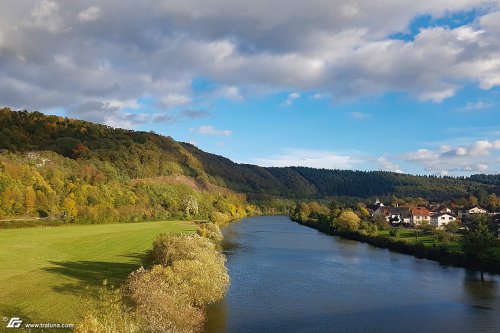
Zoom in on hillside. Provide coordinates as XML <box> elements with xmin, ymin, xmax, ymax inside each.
<box><xmin>0</xmin><ymin>108</ymin><xmax>499</xmax><ymax>222</ymax></box>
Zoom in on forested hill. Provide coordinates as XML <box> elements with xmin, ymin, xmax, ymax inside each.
<box><xmin>1</xmin><ymin>108</ymin><xmax>499</xmax><ymax>202</ymax></box>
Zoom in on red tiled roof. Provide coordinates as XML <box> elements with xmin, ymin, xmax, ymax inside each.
<box><xmin>410</xmin><ymin>207</ymin><xmax>431</xmax><ymax>216</ymax></box>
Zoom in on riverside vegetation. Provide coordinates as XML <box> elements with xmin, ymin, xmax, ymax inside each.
<box><xmin>291</xmin><ymin>201</ymin><xmax>500</xmax><ymax>275</ymax></box>
<box><xmin>75</xmin><ymin>222</ymin><xmax>229</xmax><ymax>333</ymax></box>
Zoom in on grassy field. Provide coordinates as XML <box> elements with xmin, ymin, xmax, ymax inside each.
<box><xmin>377</xmin><ymin>228</ymin><xmax>500</xmax><ymax>255</ymax></box>
<box><xmin>0</xmin><ymin>221</ymin><xmax>195</xmax><ymax>328</ymax></box>
<box><xmin>378</xmin><ymin>228</ymin><xmax>461</xmax><ymax>249</ymax></box>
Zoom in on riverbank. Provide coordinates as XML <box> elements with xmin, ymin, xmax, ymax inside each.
<box><xmin>295</xmin><ymin>219</ymin><xmax>500</xmax><ymax>275</ymax></box>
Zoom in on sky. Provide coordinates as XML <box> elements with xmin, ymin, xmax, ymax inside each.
<box><xmin>0</xmin><ymin>0</ymin><xmax>499</xmax><ymax>176</ymax></box>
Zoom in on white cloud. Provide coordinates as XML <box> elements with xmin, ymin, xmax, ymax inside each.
<box><xmin>218</xmin><ymin>86</ymin><xmax>243</xmax><ymax>101</ymax></box>
<box><xmin>190</xmin><ymin>125</ymin><xmax>232</xmax><ymax>136</ymax></box>
<box><xmin>402</xmin><ymin>139</ymin><xmax>500</xmax><ymax>174</ymax></box>
<box><xmin>312</xmin><ymin>93</ymin><xmax>325</xmax><ymax>99</ymax></box>
<box><xmin>160</xmin><ymin>93</ymin><xmax>192</xmax><ymax>108</ymax></box>
<box><xmin>377</xmin><ymin>156</ymin><xmax>404</xmax><ymax>173</ymax></box>
<box><xmin>282</xmin><ymin>92</ymin><xmax>301</xmax><ymax>106</ymax></box>
<box><xmin>458</xmin><ymin>100</ymin><xmax>494</xmax><ymax>111</ymax></box>
<box><xmin>104</xmin><ymin>99</ymin><xmax>140</xmax><ymax>110</ymax></box>
<box><xmin>253</xmin><ymin>148</ymin><xmax>363</xmax><ymax>169</ymax></box>
<box><xmin>28</xmin><ymin>0</ymin><xmax>65</xmax><ymax>33</ymax></box>
<box><xmin>78</xmin><ymin>6</ymin><xmax>101</xmax><ymax>22</ymax></box>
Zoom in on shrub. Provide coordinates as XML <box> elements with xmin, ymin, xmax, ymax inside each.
<box><xmin>124</xmin><ymin>267</ymin><xmax>204</xmax><ymax>333</ymax></box>
<box><xmin>389</xmin><ymin>228</ymin><xmax>400</xmax><ymax>238</ymax></box>
<box><xmin>359</xmin><ymin>221</ymin><xmax>378</xmax><ymax>235</ymax></box>
<box><xmin>197</xmin><ymin>222</ymin><xmax>223</xmax><ymax>243</ymax></box>
<box><xmin>74</xmin><ymin>285</ymin><xmax>139</xmax><ymax>333</ymax></box>
<box><xmin>209</xmin><ymin>211</ymin><xmax>228</xmax><ymax>225</ymax></box>
<box><xmin>169</xmin><ymin>251</ymin><xmax>229</xmax><ymax>307</ymax></box>
<box><xmin>143</xmin><ymin>234</ymin><xmax>215</xmax><ymax>268</ymax></box>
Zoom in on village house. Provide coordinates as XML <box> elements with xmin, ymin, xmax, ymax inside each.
<box><xmin>457</xmin><ymin>206</ymin><xmax>488</xmax><ymax>219</ymax></box>
<box><xmin>430</xmin><ymin>212</ymin><xmax>457</xmax><ymax>229</ymax></box>
<box><xmin>410</xmin><ymin>207</ymin><xmax>432</xmax><ymax>225</ymax></box>
<box><xmin>388</xmin><ymin>207</ymin><xmax>411</xmax><ymax>224</ymax></box>
<box><xmin>373</xmin><ymin>206</ymin><xmax>390</xmax><ymax>221</ymax></box>
<box><xmin>430</xmin><ymin>205</ymin><xmax>452</xmax><ymax>214</ymax></box>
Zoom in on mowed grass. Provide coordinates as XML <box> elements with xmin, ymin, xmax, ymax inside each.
<box><xmin>0</xmin><ymin>221</ymin><xmax>195</xmax><ymax>327</ymax></box>
<box><xmin>378</xmin><ymin>228</ymin><xmax>500</xmax><ymax>255</ymax></box>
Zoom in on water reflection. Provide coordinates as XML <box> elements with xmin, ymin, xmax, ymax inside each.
<box><xmin>205</xmin><ymin>216</ymin><xmax>500</xmax><ymax>333</ymax></box>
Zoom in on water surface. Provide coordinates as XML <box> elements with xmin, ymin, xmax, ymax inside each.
<box><xmin>206</xmin><ymin>216</ymin><xmax>500</xmax><ymax>333</ymax></box>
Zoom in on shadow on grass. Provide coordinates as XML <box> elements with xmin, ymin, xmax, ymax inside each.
<box><xmin>119</xmin><ymin>252</ymin><xmax>146</xmax><ymax>262</ymax></box>
<box><xmin>44</xmin><ymin>260</ymin><xmax>140</xmax><ymax>295</ymax></box>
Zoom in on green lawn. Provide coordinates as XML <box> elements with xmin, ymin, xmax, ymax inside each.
<box><xmin>377</xmin><ymin>228</ymin><xmax>462</xmax><ymax>249</ymax></box>
<box><xmin>0</xmin><ymin>221</ymin><xmax>195</xmax><ymax>328</ymax></box>
<box><xmin>378</xmin><ymin>228</ymin><xmax>500</xmax><ymax>255</ymax></box>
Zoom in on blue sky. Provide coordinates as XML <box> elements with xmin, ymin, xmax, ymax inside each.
<box><xmin>1</xmin><ymin>0</ymin><xmax>499</xmax><ymax>175</ymax></box>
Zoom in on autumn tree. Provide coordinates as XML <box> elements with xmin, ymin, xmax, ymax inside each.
<box><xmin>334</xmin><ymin>210</ymin><xmax>360</xmax><ymax>232</ymax></box>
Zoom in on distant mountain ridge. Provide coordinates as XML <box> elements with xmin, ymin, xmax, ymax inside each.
<box><xmin>1</xmin><ymin>107</ymin><xmax>499</xmax><ymax>201</ymax></box>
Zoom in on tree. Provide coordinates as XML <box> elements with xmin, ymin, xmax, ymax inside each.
<box><xmin>373</xmin><ymin>214</ymin><xmax>390</xmax><ymax>230</ymax></box>
<box><xmin>487</xmin><ymin>193</ymin><xmax>498</xmax><ymax>212</ymax></box>
<box><xmin>24</xmin><ymin>186</ymin><xmax>36</xmax><ymax>214</ymax></box>
<box><xmin>63</xmin><ymin>193</ymin><xmax>78</xmax><ymax>218</ymax></box>
<box><xmin>468</xmin><ymin>195</ymin><xmax>479</xmax><ymax>207</ymax></box>
<box><xmin>462</xmin><ymin>214</ymin><xmax>495</xmax><ymax>280</ymax></box>
<box><xmin>293</xmin><ymin>202</ymin><xmax>311</xmax><ymax>222</ymax></box>
<box><xmin>182</xmin><ymin>195</ymin><xmax>198</xmax><ymax>217</ymax></box>
<box><xmin>444</xmin><ymin>220</ymin><xmax>460</xmax><ymax>233</ymax></box>
<box><xmin>334</xmin><ymin>210</ymin><xmax>360</xmax><ymax>232</ymax></box>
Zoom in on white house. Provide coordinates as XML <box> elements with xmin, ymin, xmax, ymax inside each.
<box><xmin>458</xmin><ymin>206</ymin><xmax>487</xmax><ymax>219</ymax></box>
<box><xmin>410</xmin><ymin>207</ymin><xmax>432</xmax><ymax>226</ymax></box>
<box><xmin>430</xmin><ymin>213</ymin><xmax>457</xmax><ymax>228</ymax></box>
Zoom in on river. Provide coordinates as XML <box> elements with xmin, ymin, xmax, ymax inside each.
<box><xmin>205</xmin><ymin>216</ymin><xmax>500</xmax><ymax>333</ymax></box>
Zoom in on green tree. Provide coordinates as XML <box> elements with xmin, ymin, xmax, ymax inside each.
<box><xmin>444</xmin><ymin>220</ymin><xmax>460</xmax><ymax>233</ymax></box>
<box><xmin>462</xmin><ymin>214</ymin><xmax>495</xmax><ymax>280</ymax></box>
<box><xmin>373</xmin><ymin>214</ymin><xmax>390</xmax><ymax>230</ymax></box>
<box><xmin>293</xmin><ymin>202</ymin><xmax>311</xmax><ymax>222</ymax></box>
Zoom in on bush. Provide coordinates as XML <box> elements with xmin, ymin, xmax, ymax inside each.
<box><xmin>197</xmin><ymin>222</ymin><xmax>223</xmax><ymax>243</ymax></box>
<box><xmin>359</xmin><ymin>221</ymin><xmax>378</xmax><ymax>235</ymax></box>
<box><xmin>143</xmin><ymin>233</ymin><xmax>215</xmax><ymax>268</ymax></box>
<box><xmin>209</xmin><ymin>211</ymin><xmax>228</xmax><ymax>225</ymax></box>
<box><xmin>389</xmin><ymin>228</ymin><xmax>400</xmax><ymax>238</ymax></box>
<box><xmin>74</xmin><ymin>284</ymin><xmax>139</xmax><ymax>333</ymax></box>
<box><xmin>79</xmin><ymin>230</ymin><xmax>230</xmax><ymax>333</ymax></box>
<box><xmin>169</xmin><ymin>252</ymin><xmax>229</xmax><ymax>306</ymax></box>
<box><xmin>124</xmin><ymin>267</ymin><xmax>204</xmax><ymax>333</ymax></box>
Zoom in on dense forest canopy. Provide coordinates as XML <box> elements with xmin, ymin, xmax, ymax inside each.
<box><xmin>0</xmin><ymin>107</ymin><xmax>499</xmax><ymax>222</ymax></box>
